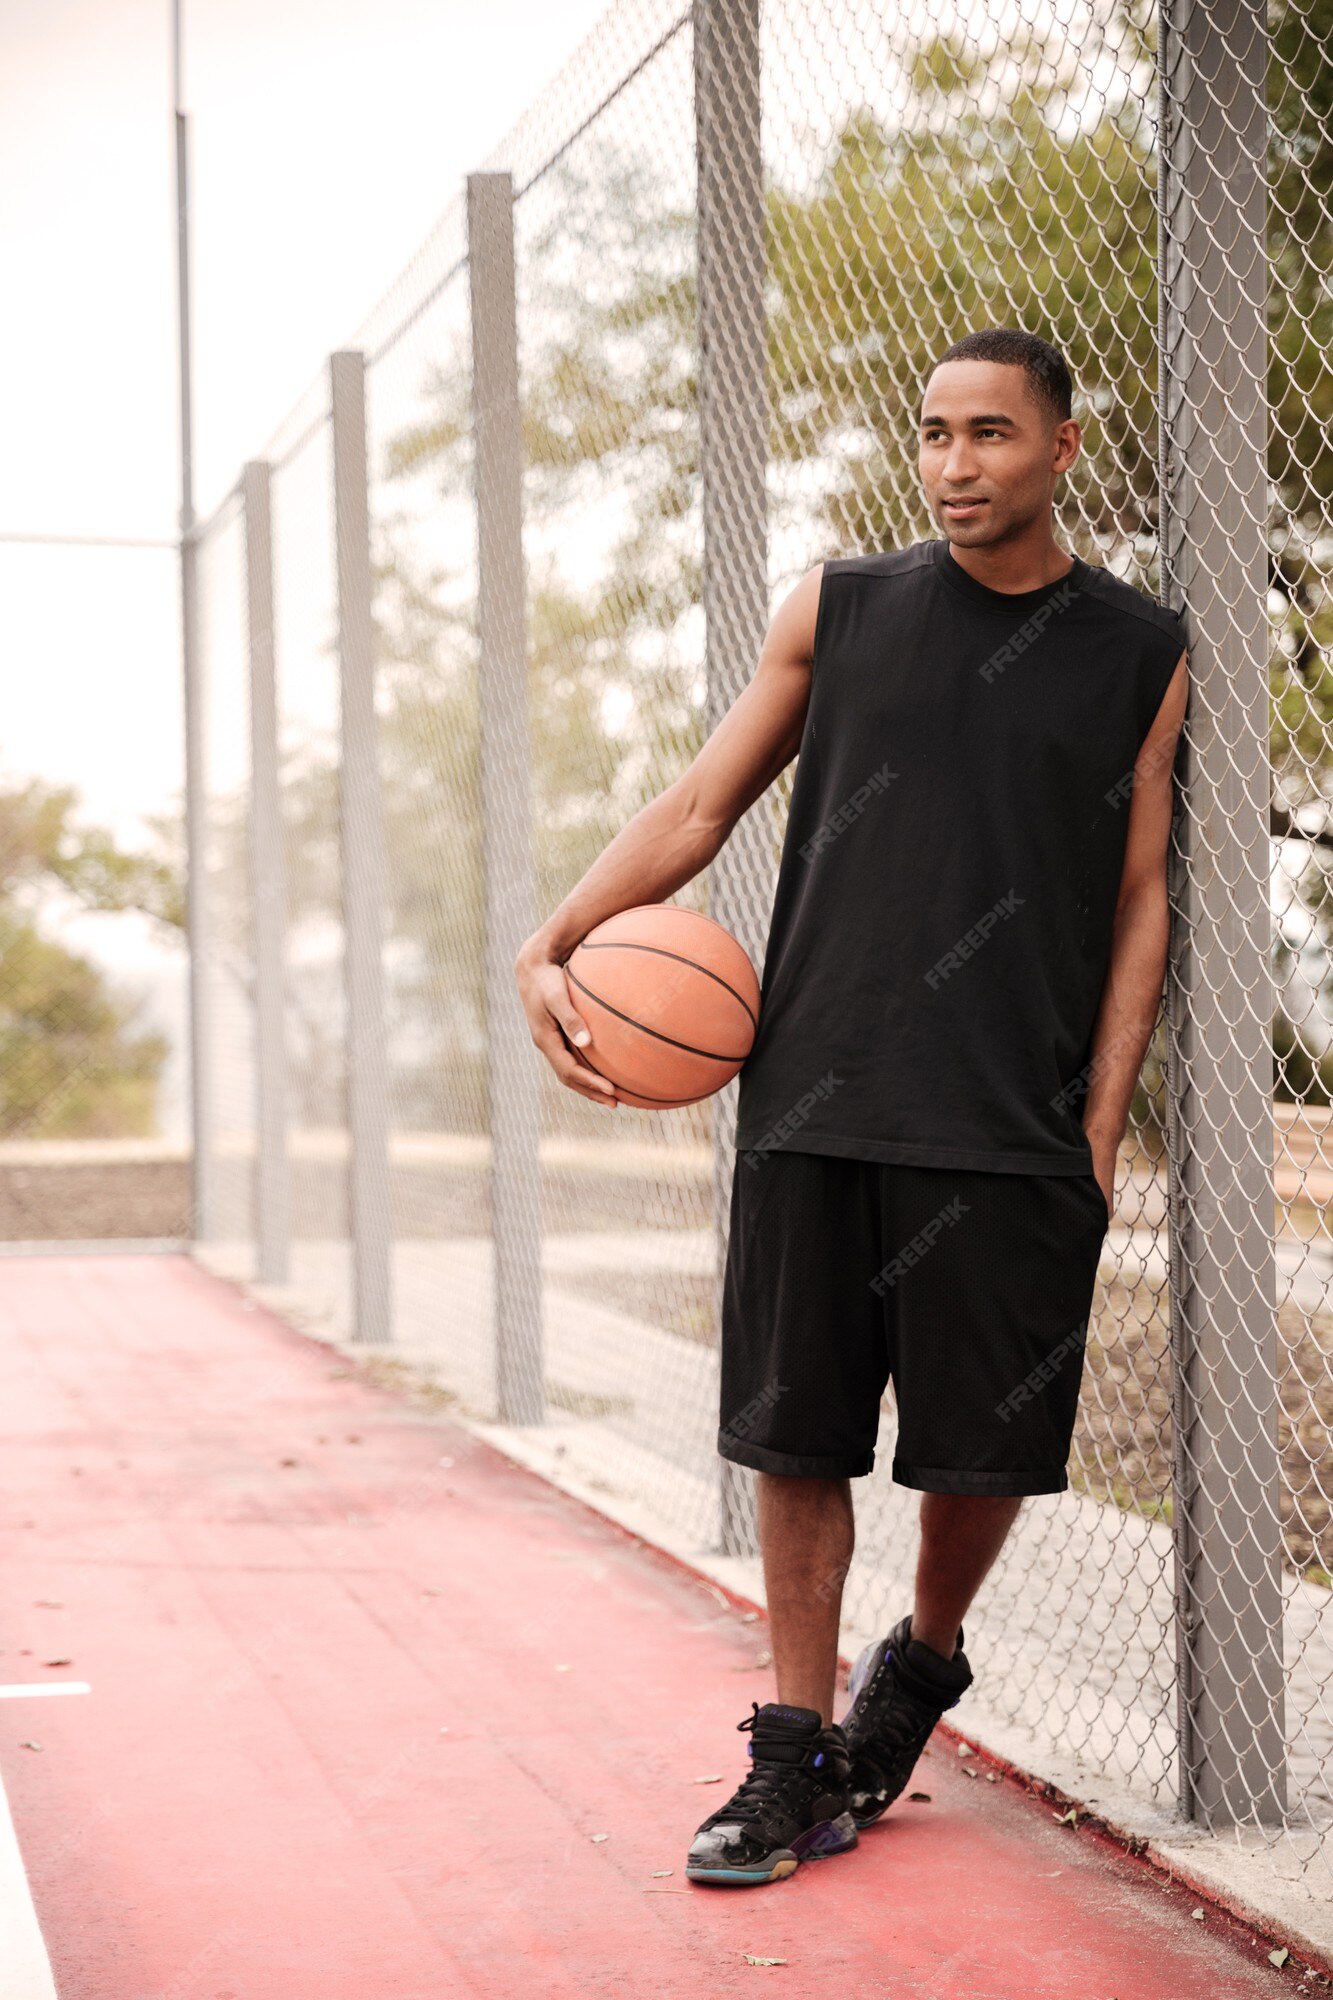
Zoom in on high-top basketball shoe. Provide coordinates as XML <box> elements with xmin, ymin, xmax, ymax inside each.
<box><xmin>839</xmin><ymin>1615</ymin><xmax>974</xmax><ymax>1828</ymax></box>
<box><xmin>685</xmin><ymin>1700</ymin><xmax>859</xmax><ymax>1886</ymax></box>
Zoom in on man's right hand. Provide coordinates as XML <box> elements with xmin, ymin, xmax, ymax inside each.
<box><xmin>514</xmin><ymin>938</ymin><xmax>620</xmax><ymax>1107</ymax></box>
<box><xmin>510</xmin><ymin>566</ymin><xmax>822</xmax><ymax>1111</ymax></box>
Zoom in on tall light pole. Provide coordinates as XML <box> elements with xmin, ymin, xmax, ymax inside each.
<box><xmin>173</xmin><ymin>0</ymin><xmax>209</xmax><ymax>1239</ymax></box>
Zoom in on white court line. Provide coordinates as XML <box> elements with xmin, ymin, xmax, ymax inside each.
<box><xmin>0</xmin><ymin>1750</ymin><xmax>59</xmax><ymax>1999</ymax></box>
<box><xmin>0</xmin><ymin>1684</ymin><xmax>86</xmax><ymax>1994</ymax></box>
<box><xmin>0</xmin><ymin>1686</ymin><xmax>91</xmax><ymax>1700</ymax></box>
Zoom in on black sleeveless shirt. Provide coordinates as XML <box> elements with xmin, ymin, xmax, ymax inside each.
<box><xmin>732</xmin><ymin>538</ymin><xmax>1187</xmax><ymax>1176</ymax></box>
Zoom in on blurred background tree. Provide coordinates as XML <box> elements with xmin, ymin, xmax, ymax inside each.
<box><xmin>0</xmin><ymin>775</ymin><xmax>179</xmax><ymax>1136</ymax></box>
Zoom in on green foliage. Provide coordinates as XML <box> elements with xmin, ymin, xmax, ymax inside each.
<box><xmin>0</xmin><ymin>777</ymin><xmax>182</xmax><ymax>932</ymax></box>
<box><xmin>0</xmin><ymin>777</ymin><xmax>175</xmax><ymax>1137</ymax></box>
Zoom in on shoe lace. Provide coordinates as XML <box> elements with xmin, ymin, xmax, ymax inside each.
<box><xmin>847</xmin><ymin>1652</ymin><xmax>952</xmax><ymax>1780</ymax></box>
<box><xmin>720</xmin><ymin>1703</ymin><xmax>830</xmax><ymax>1824</ymax></box>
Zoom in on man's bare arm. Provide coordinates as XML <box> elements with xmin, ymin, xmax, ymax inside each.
<box><xmin>515</xmin><ymin>565</ymin><xmax>824</xmax><ymax>1103</ymax></box>
<box><xmin>1080</xmin><ymin>650</ymin><xmax>1190</xmax><ymax>1209</ymax></box>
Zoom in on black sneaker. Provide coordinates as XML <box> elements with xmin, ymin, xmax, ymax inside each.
<box><xmin>839</xmin><ymin>1615</ymin><xmax>973</xmax><ymax>1828</ymax></box>
<box><xmin>685</xmin><ymin>1701</ymin><xmax>859</xmax><ymax>1886</ymax></box>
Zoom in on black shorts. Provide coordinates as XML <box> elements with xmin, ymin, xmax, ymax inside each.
<box><xmin>718</xmin><ymin>1150</ymin><xmax>1108</xmax><ymax>1496</ymax></box>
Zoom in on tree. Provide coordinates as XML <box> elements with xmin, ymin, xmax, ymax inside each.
<box><xmin>0</xmin><ymin>776</ymin><xmax>177</xmax><ymax>1136</ymax></box>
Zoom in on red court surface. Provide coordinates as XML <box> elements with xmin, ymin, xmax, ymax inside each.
<box><xmin>0</xmin><ymin>1252</ymin><xmax>1306</xmax><ymax>1998</ymax></box>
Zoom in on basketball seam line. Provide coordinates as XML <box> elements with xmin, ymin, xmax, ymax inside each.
<box><xmin>564</xmin><ymin>968</ymin><xmax>751</xmax><ymax>1064</ymax></box>
<box><xmin>583</xmin><ymin>1075</ymin><xmax>711</xmax><ymax>1105</ymax></box>
<box><xmin>571</xmin><ymin>940</ymin><xmax>759</xmax><ymax>1032</ymax></box>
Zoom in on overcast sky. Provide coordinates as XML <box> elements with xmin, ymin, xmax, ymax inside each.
<box><xmin>0</xmin><ymin>0</ymin><xmax>608</xmax><ymax>840</ymax></box>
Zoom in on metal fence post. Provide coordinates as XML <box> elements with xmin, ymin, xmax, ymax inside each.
<box><xmin>467</xmin><ymin>171</ymin><xmax>543</xmax><ymax>1427</ymax></box>
<box><xmin>244</xmin><ymin>459</ymin><xmax>290</xmax><ymax>1287</ymax></box>
<box><xmin>695</xmin><ymin>0</ymin><xmax>771</xmax><ymax>1557</ymax></box>
<box><xmin>331</xmin><ymin>351</ymin><xmax>392</xmax><ymax>1346</ymax></box>
<box><xmin>1159</xmin><ymin>0</ymin><xmax>1285</xmax><ymax>1825</ymax></box>
<box><xmin>175</xmin><ymin>86</ymin><xmax>214</xmax><ymax>1243</ymax></box>
<box><xmin>181</xmin><ymin>532</ymin><xmax>211</xmax><ymax>1241</ymax></box>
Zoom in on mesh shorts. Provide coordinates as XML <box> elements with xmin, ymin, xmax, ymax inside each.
<box><xmin>718</xmin><ymin>1149</ymin><xmax>1109</xmax><ymax>1495</ymax></box>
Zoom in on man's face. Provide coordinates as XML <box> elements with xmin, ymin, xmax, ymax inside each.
<box><xmin>917</xmin><ymin>359</ymin><xmax>1080</xmax><ymax>547</ymax></box>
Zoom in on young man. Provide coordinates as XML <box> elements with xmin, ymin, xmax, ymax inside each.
<box><xmin>514</xmin><ymin>326</ymin><xmax>1189</xmax><ymax>1888</ymax></box>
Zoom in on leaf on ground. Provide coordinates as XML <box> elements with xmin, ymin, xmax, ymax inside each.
<box><xmin>694</xmin><ymin>1773</ymin><xmax>723</xmax><ymax>1784</ymax></box>
<box><xmin>19</xmin><ymin>1740</ymin><xmax>42</xmax><ymax>1750</ymax></box>
<box><xmin>907</xmin><ymin>1792</ymin><xmax>931</xmax><ymax>1802</ymax></box>
<box><xmin>43</xmin><ymin>1659</ymin><xmax>71</xmax><ymax>1668</ymax></box>
<box><xmin>1053</xmin><ymin>1807</ymin><xmax>1078</xmax><ymax>1826</ymax></box>
<box><xmin>743</xmin><ymin>1955</ymin><xmax>787</xmax><ymax>1967</ymax></box>
<box><xmin>1270</xmin><ymin>1947</ymin><xmax>1290</xmax><ymax>1968</ymax></box>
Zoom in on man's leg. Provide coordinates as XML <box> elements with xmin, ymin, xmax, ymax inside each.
<box><xmin>835</xmin><ymin>1497</ymin><xmax>1004</xmax><ymax>1831</ymax></box>
<box><xmin>756</xmin><ymin>1471</ymin><xmax>855</xmax><ymax>1725</ymax></box>
<box><xmin>686</xmin><ymin>1463</ymin><xmax>862</xmax><ymax>1884</ymax></box>
<box><xmin>838</xmin><ymin>1165</ymin><xmax>1109</xmax><ymax>1829</ymax></box>
<box><xmin>756</xmin><ymin>1483</ymin><xmax>1021</xmax><ymax>1717</ymax></box>
<box><xmin>911</xmin><ymin>1491</ymin><xmax>1022</xmax><ymax>1658</ymax></box>
<box><xmin>688</xmin><ymin>1153</ymin><xmax>884</xmax><ymax>1882</ymax></box>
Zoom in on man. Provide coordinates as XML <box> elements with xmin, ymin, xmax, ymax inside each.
<box><xmin>514</xmin><ymin>326</ymin><xmax>1189</xmax><ymax>1888</ymax></box>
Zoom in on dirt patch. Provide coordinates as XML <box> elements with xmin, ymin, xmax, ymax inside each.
<box><xmin>0</xmin><ymin>1160</ymin><xmax>191</xmax><ymax>1240</ymax></box>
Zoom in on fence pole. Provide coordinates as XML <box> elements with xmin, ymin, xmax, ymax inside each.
<box><xmin>331</xmin><ymin>351</ymin><xmax>392</xmax><ymax>1347</ymax></box>
<box><xmin>244</xmin><ymin>459</ymin><xmax>290</xmax><ymax>1287</ymax></box>
<box><xmin>1159</xmin><ymin>0</ymin><xmax>1285</xmax><ymax>1825</ymax></box>
<box><xmin>695</xmin><ymin>0</ymin><xmax>770</xmax><ymax>1558</ymax></box>
<box><xmin>174</xmin><ymin>83</ymin><xmax>213</xmax><ymax>1242</ymax></box>
<box><xmin>467</xmin><ymin>171</ymin><xmax>543</xmax><ymax>1427</ymax></box>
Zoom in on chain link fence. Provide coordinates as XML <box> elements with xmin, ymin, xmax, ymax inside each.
<box><xmin>187</xmin><ymin>0</ymin><xmax>1333</xmax><ymax>1886</ymax></box>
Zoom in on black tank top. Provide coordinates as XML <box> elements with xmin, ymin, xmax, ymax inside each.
<box><xmin>732</xmin><ymin>538</ymin><xmax>1187</xmax><ymax>1175</ymax></box>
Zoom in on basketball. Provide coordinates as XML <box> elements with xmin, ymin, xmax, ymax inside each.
<box><xmin>562</xmin><ymin>905</ymin><xmax>760</xmax><ymax>1109</ymax></box>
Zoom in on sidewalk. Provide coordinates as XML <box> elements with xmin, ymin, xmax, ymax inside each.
<box><xmin>0</xmin><ymin>1252</ymin><xmax>1308</xmax><ymax>1998</ymax></box>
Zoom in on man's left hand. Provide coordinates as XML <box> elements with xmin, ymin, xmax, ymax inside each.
<box><xmin>1088</xmin><ymin>1142</ymin><xmax>1116</xmax><ymax>1222</ymax></box>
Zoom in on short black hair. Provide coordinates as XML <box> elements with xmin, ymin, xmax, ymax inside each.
<box><xmin>934</xmin><ymin>328</ymin><xmax>1073</xmax><ymax>426</ymax></box>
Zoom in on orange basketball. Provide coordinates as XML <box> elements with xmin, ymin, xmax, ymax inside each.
<box><xmin>563</xmin><ymin>905</ymin><xmax>760</xmax><ymax>1110</ymax></box>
